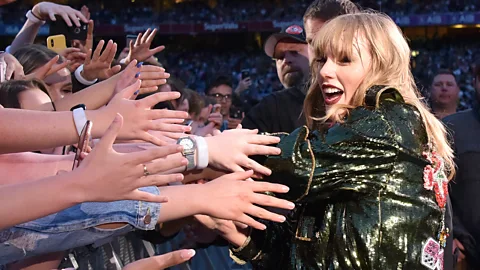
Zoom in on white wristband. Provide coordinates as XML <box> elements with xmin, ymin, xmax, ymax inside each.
<box><xmin>195</xmin><ymin>136</ymin><xmax>209</xmax><ymax>169</ymax></box>
<box><xmin>26</xmin><ymin>10</ymin><xmax>46</xmax><ymax>25</ymax></box>
<box><xmin>72</xmin><ymin>107</ymin><xmax>87</xmax><ymax>136</ymax></box>
<box><xmin>74</xmin><ymin>65</ymin><xmax>98</xmax><ymax>85</ymax></box>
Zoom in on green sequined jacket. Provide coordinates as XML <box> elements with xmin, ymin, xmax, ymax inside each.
<box><xmin>231</xmin><ymin>86</ymin><xmax>448</xmax><ymax>269</ymax></box>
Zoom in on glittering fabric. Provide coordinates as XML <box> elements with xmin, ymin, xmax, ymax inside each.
<box><xmin>231</xmin><ymin>87</ymin><xmax>446</xmax><ymax>269</ymax></box>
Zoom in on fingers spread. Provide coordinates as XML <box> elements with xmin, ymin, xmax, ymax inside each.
<box><xmin>139</xmin><ymin>91</ymin><xmax>182</xmax><ymax>109</ymax></box>
<box><xmin>130</xmin><ymin>144</ymin><xmax>183</xmax><ymax>166</ymax></box>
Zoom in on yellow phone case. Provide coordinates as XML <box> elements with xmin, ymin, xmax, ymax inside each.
<box><xmin>46</xmin><ymin>34</ymin><xmax>67</xmax><ymax>53</ymax></box>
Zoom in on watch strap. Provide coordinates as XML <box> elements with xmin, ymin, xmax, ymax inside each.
<box><xmin>185</xmin><ymin>154</ymin><xmax>196</xmax><ymax>171</ymax></box>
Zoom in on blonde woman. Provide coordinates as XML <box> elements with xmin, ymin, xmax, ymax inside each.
<box><xmin>200</xmin><ymin>12</ymin><xmax>455</xmax><ymax>269</ymax></box>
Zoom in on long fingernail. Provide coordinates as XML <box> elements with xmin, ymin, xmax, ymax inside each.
<box><xmin>135</xmin><ymin>72</ymin><xmax>140</xmax><ymax>78</ymax></box>
<box><xmin>180</xmin><ymin>249</ymin><xmax>196</xmax><ymax>259</ymax></box>
<box><xmin>134</xmin><ymin>90</ymin><xmax>140</xmax><ymax>95</ymax></box>
<box><xmin>136</xmin><ymin>62</ymin><xmax>143</xmax><ymax>68</ymax></box>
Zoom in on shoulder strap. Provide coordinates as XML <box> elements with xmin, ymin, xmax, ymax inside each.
<box><xmin>364</xmin><ymin>85</ymin><xmax>405</xmax><ymax>110</ymax></box>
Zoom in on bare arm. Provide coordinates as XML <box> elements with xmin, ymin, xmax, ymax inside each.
<box><xmin>0</xmin><ymin>152</ymin><xmax>73</xmax><ymax>186</ymax></box>
<box><xmin>0</xmin><ymin>170</ymin><xmax>84</xmax><ymax>229</ymax></box>
<box><xmin>36</xmin><ymin>71</ymin><xmax>121</xmax><ymax>111</ymax></box>
<box><xmin>7</xmin><ymin>20</ymin><xmax>42</xmax><ymax>54</ymax></box>
<box><xmin>0</xmin><ymin>109</ymin><xmax>102</xmax><ymax>154</ymax></box>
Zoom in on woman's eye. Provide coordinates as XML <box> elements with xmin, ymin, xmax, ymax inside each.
<box><xmin>339</xmin><ymin>57</ymin><xmax>351</xmax><ymax>63</ymax></box>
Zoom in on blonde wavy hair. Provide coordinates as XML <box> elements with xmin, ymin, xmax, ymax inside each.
<box><xmin>304</xmin><ymin>12</ymin><xmax>455</xmax><ymax>179</ymax></box>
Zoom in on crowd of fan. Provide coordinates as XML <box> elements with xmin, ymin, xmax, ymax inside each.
<box><xmin>157</xmin><ymin>40</ymin><xmax>480</xmax><ymax>109</ymax></box>
<box><xmin>1</xmin><ymin>0</ymin><xmax>479</xmax><ymax>25</ymax></box>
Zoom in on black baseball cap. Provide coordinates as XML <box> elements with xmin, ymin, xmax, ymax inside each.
<box><xmin>264</xmin><ymin>24</ymin><xmax>307</xmax><ymax>58</ymax></box>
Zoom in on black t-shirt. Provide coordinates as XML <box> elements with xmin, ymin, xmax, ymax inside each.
<box><xmin>241</xmin><ymin>86</ymin><xmax>306</xmax><ymax>133</ymax></box>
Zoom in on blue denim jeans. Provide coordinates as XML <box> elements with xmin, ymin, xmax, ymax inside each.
<box><xmin>0</xmin><ymin>186</ymin><xmax>161</xmax><ymax>265</ymax></box>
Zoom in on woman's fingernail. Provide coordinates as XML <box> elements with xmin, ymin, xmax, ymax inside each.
<box><xmin>134</xmin><ymin>90</ymin><xmax>140</xmax><ymax>95</ymax></box>
<box><xmin>288</xmin><ymin>202</ymin><xmax>295</xmax><ymax>209</ymax></box>
<box><xmin>278</xmin><ymin>216</ymin><xmax>286</xmax><ymax>222</ymax></box>
<box><xmin>136</xmin><ymin>62</ymin><xmax>143</xmax><ymax>68</ymax></box>
<box><xmin>180</xmin><ymin>249</ymin><xmax>196</xmax><ymax>259</ymax></box>
<box><xmin>282</xmin><ymin>185</ymin><xmax>290</xmax><ymax>192</ymax></box>
<box><xmin>135</xmin><ymin>72</ymin><xmax>141</xmax><ymax>78</ymax></box>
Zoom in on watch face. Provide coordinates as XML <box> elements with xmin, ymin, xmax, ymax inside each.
<box><xmin>180</xmin><ymin>138</ymin><xmax>194</xmax><ymax>149</ymax></box>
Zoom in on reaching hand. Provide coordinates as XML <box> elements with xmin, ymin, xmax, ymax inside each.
<box><xmin>75</xmin><ymin>113</ymin><xmax>187</xmax><ymax>203</ymax></box>
<box><xmin>80</xmin><ymin>5</ymin><xmax>91</xmax><ymax>21</ymax></box>
<box><xmin>235</xmin><ymin>77</ymin><xmax>252</xmax><ymax>94</ymax></box>
<box><xmin>194</xmin><ymin>215</ymin><xmax>249</xmax><ymax>247</ymax></box>
<box><xmin>24</xmin><ymin>55</ymin><xmax>69</xmax><ymax>81</ymax></box>
<box><xmin>113</xmin><ymin>60</ymin><xmax>171</xmax><ymax>98</ymax></box>
<box><xmin>122</xmin><ymin>249</ymin><xmax>195</xmax><ymax>270</ymax></box>
<box><xmin>59</xmin><ymin>47</ymin><xmax>86</xmax><ymax>72</ymax></box>
<box><xmin>125</xmin><ymin>28</ymin><xmax>165</xmax><ymax>64</ymax></box>
<box><xmin>103</xmin><ymin>79</ymin><xmax>190</xmax><ymax>146</ymax></box>
<box><xmin>32</xmin><ymin>2</ymin><xmax>88</xmax><ymax>27</ymax></box>
<box><xmin>205</xmin><ymin>129</ymin><xmax>281</xmax><ymax>175</ymax></box>
<box><xmin>137</xmin><ymin>65</ymin><xmax>170</xmax><ymax>94</ymax></box>
<box><xmin>0</xmin><ymin>53</ymin><xmax>24</xmax><ymax>81</ymax></box>
<box><xmin>197</xmin><ymin>170</ymin><xmax>294</xmax><ymax>230</ymax></box>
<box><xmin>82</xmin><ymin>40</ymin><xmax>121</xmax><ymax>81</ymax></box>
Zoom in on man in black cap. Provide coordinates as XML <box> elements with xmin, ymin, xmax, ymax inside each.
<box><xmin>241</xmin><ymin>24</ymin><xmax>309</xmax><ymax>133</ymax></box>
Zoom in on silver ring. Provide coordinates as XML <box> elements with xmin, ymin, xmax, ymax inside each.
<box><xmin>143</xmin><ymin>164</ymin><xmax>150</xmax><ymax>177</ymax></box>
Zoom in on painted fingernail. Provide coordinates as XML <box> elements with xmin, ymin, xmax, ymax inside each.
<box><xmin>180</xmin><ymin>249</ymin><xmax>196</xmax><ymax>259</ymax></box>
<box><xmin>136</xmin><ymin>62</ymin><xmax>143</xmax><ymax>68</ymax></box>
<box><xmin>134</xmin><ymin>90</ymin><xmax>140</xmax><ymax>95</ymax></box>
<box><xmin>135</xmin><ymin>72</ymin><xmax>141</xmax><ymax>78</ymax></box>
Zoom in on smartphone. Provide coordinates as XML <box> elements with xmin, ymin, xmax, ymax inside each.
<box><xmin>50</xmin><ymin>16</ymin><xmax>88</xmax><ymax>41</ymax></box>
<box><xmin>47</xmin><ymin>35</ymin><xmax>67</xmax><ymax>53</ymax></box>
<box><xmin>230</xmin><ymin>107</ymin><xmax>244</xmax><ymax>120</ymax></box>
<box><xmin>72</xmin><ymin>120</ymin><xmax>92</xmax><ymax>170</ymax></box>
<box><xmin>241</xmin><ymin>69</ymin><xmax>250</xmax><ymax>80</ymax></box>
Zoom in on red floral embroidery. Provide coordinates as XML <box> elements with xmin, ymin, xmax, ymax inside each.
<box><xmin>422</xmin><ymin>151</ymin><xmax>448</xmax><ymax>208</ymax></box>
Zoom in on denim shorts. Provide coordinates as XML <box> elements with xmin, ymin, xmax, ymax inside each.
<box><xmin>0</xmin><ymin>186</ymin><xmax>161</xmax><ymax>265</ymax></box>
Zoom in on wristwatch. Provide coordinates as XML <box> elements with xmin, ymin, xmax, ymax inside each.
<box><xmin>71</xmin><ymin>104</ymin><xmax>87</xmax><ymax>137</ymax></box>
<box><xmin>177</xmin><ymin>137</ymin><xmax>196</xmax><ymax>171</ymax></box>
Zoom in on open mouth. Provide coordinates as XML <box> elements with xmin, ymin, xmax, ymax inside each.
<box><xmin>322</xmin><ymin>87</ymin><xmax>344</xmax><ymax>105</ymax></box>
